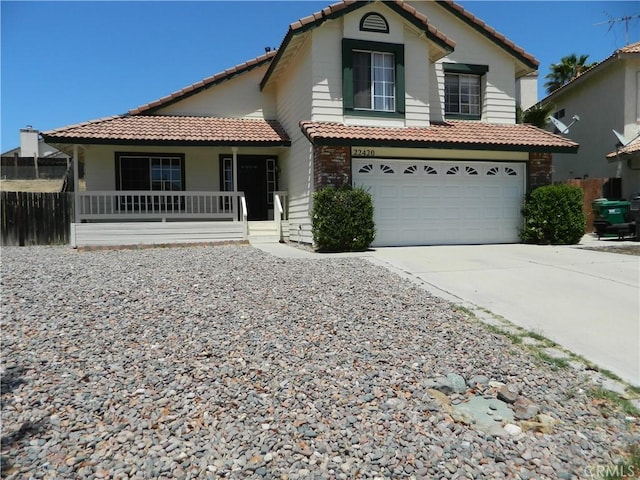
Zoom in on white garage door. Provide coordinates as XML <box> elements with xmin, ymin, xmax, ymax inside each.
<box><xmin>352</xmin><ymin>159</ymin><xmax>526</xmax><ymax>246</ymax></box>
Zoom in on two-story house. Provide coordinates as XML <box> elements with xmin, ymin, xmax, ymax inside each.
<box><xmin>42</xmin><ymin>0</ymin><xmax>578</xmax><ymax>248</ymax></box>
<box><xmin>539</xmin><ymin>41</ymin><xmax>640</xmax><ymax>199</ymax></box>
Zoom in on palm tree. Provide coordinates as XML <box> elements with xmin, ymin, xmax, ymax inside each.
<box><xmin>518</xmin><ymin>103</ymin><xmax>555</xmax><ymax>128</ymax></box>
<box><xmin>544</xmin><ymin>54</ymin><xmax>596</xmax><ymax>94</ymax></box>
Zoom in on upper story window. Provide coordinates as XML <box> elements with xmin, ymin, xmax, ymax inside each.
<box><xmin>343</xmin><ymin>39</ymin><xmax>405</xmax><ymax>118</ymax></box>
<box><xmin>360</xmin><ymin>12</ymin><xmax>389</xmax><ymax>33</ymax></box>
<box><xmin>443</xmin><ymin>63</ymin><xmax>489</xmax><ymax>120</ymax></box>
<box><xmin>354</xmin><ymin>50</ymin><xmax>395</xmax><ymax>111</ymax></box>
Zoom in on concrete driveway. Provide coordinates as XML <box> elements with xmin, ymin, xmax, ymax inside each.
<box><xmin>366</xmin><ymin>240</ymin><xmax>640</xmax><ymax>386</ymax></box>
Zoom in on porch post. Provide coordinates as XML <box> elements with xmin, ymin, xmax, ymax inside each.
<box><xmin>232</xmin><ymin>147</ymin><xmax>238</xmax><ymax>192</ymax></box>
<box><xmin>73</xmin><ymin>145</ymin><xmax>80</xmax><ymax>223</ymax></box>
<box><xmin>232</xmin><ymin>147</ymin><xmax>239</xmax><ymax>219</ymax></box>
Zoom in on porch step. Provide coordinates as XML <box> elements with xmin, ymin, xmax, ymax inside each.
<box><xmin>248</xmin><ymin>221</ymin><xmax>280</xmax><ymax>244</ymax></box>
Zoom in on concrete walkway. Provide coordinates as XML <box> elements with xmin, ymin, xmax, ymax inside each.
<box><xmin>253</xmin><ymin>238</ymin><xmax>640</xmax><ymax>386</ymax></box>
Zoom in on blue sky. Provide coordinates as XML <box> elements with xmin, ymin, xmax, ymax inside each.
<box><xmin>1</xmin><ymin>1</ymin><xmax>639</xmax><ymax>152</ymax></box>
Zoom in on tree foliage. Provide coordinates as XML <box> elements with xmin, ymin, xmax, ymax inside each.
<box><xmin>518</xmin><ymin>102</ymin><xmax>555</xmax><ymax>128</ymax></box>
<box><xmin>544</xmin><ymin>53</ymin><xmax>597</xmax><ymax>94</ymax></box>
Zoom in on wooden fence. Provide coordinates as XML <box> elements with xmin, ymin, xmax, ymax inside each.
<box><xmin>1</xmin><ymin>156</ymin><xmax>70</xmax><ymax>180</ymax></box>
<box><xmin>564</xmin><ymin>178</ymin><xmax>621</xmax><ymax>232</ymax></box>
<box><xmin>1</xmin><ymin>191</ymin><xmax>74</xmax><ymax>246</ymax></box>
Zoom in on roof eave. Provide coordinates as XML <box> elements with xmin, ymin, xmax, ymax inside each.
<box><xmin>131</xmin><ymin>53</ymin><xmax>276</xmax><ymax>115</ymax></box>
<box><xmin>435</xmin><ymin>0</ymin><xmax>538</xmax><ymax>74</ymax></box>
<box><xmin>260</xmin><ymin>0</ymin><xmax>456</xmax><ymax>90</ymax></box>
<box><xmin>302</xmin><ymin>135</ymin><xmax>578</xmax><ymax>153</ymax></box>
<box><xmin>40</xmin><ymin>136</ymin><xmax>291</xmax><ymax>148</ymax></box>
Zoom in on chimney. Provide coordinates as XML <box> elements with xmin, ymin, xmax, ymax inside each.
<box><xmin>20</xmin><ymin>125</ymin><xmax>39</xmax><ymax>158</ymax></box>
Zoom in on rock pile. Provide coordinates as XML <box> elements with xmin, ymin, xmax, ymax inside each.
<box><xmin>1</xmin><ymin>245</ymin><xmax>637</xmax><ymax>479</ymax></box>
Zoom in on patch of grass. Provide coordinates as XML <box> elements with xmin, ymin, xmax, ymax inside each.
<box><xmin>453</xmin><ymin>305</ymin><xmax>477</xmax><ymax>319</ymax></box>
<box><xmin>590</xmin><ymin>387</ymin><xmax>640</xmax><ymax>417</ymax></box>
<box><xmin>628</xmin><ymin>384</ymin><xmax>640</xmax><ymax>396</ymax></box>
<box><xmin>603</xmin><ymin>444</ymin><xmax>640</xmax><ymax>479</ymax></box>
<box><xmin>535</xmin><ymin>350</ymin><xmax>570</xmax><ymax>370</ymax></box>
<box><xmin>483</xmin><ymin>324</ymin><xmax>523</xmax><ymax>344</ymax></box>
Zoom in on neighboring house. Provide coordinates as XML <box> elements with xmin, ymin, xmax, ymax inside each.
<box><xmin>536</xmin><ymin>41</ymin><xmax>640</xmax><ymax>199</ymax></box>
<box><xmin>41</xmin><ymin>0</ymin><xmax>577</xmax><ymax>248</ymax></box>
<box><xmin>1</xmin><ymin>126</ymin><xmax>71</xmax><ymax>180</ymax></box>
<box><xmin>2</xmin><ymin>126</ymin><xmax>69</xmax><ymax>159</ymax></box>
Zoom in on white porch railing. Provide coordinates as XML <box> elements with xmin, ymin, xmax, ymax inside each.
<box><xmin>240</xmin><ymin>195</ymin><xmax>248</xmax><ymax>238</ymax></box>
<box><xmin>75</xmin><ymin>191</ymin><xmax>246</xmax><ymax>222</ymax></box>
<box><xmin>274</xmin><ymin>191</ymin><xmax>288</xmax><ymax>242</ymax></box>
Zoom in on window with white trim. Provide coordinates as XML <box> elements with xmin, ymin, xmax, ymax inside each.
<box><xmin>443</xmin><ymin>63</ymin><xmax>488</xmax><ymax>120</ymax></box>
<box><xmin>342</xmin><ymin>39</ymin><xmax>405</xmax><ymax>117</ymax></box>
<box><xmin>445</xmin><ymin>74</ymin><xmax>481</xmax><ymax>117</ymax></box>
<box><xmin>116</xmin><ymin>153</ymin><xmax>184</xmax><ymax>191</ymax></box>
<box><xmin>354</xmin><ymin>50</ymin><xmax>395</xmax><ymax>112</ymax></box>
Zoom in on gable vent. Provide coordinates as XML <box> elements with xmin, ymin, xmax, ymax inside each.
<box><xmin>360</xmin><ymin>12</ymin><xmax>389</xmax><ymax>33</ymax></box>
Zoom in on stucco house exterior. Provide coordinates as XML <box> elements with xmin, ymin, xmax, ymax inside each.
<box><xmin>42</xmin><ymin>0</ymin><xmax>578</xmax><ymax>248</ymax></box>
<box><xmin>537</xmin><ymin>41</ymin><xmax>640</xmax><ymax>199</ymax></box>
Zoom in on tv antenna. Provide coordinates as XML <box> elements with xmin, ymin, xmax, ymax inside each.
<box><xmin>549</xmin><ymin>115</ymin><xmax>580</xmax><ymax>134</ymax></box>
<box><xmin>594</xmin><ymin>13</ymin><xmax>640</xmax><ymax>45</ymax></box>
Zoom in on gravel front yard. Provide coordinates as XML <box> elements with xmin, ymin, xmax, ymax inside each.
<box><xmin>1</xmin><ymin>245</ymin><xmax>637</xmax><ymax>479</ymax></box>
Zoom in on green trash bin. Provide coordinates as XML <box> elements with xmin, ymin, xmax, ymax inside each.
<box><xmin>592</xmin><ymin>199</ymin><xmax>631</xmax><ymax>224</ymax></box>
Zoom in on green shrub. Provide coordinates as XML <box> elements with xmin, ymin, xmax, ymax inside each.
<box><xmin>312</xmin><ymin>185</ymin><xmax>375</xmax><ymax>252</ymax></box>
<box><xmin>520</xmin><ymin>184</ymin><xmax>586</xmax><ymax>245</ymax></box>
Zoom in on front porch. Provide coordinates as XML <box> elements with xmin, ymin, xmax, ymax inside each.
<box><xmin>40</xmin><ymin>114</ymin><xmax>293</xmax><ymax>248</ymax></box>
<box><xmin>70</xmin><ymin>190</ymin><xmax>289</xmax><ymax>247</ymax></box>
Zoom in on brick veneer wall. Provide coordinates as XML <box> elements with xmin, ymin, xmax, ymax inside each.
<box><xmin>313</xmin><ymin>145</ymin><xmax>351</xmax><ymax>189</ymax></box>
<box><xmin>529</xmin><ymin>152</ymin><xmax>552</xmax><ymax>191</ymax></box>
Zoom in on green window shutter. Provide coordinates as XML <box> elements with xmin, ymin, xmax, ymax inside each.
<box><xmin>395</xmin><ymin>45</ymin><xmax>405</xmax><ymax>113</ymax></box>
<box><xmin>342</xmin><ymin>39</ymin><xmax>354</xmax><ymax>110</ymax></box>
<box><xmin>443</xmin><ymin>62</ymin><xmax>489</xmax><ymax>75</ymax></box>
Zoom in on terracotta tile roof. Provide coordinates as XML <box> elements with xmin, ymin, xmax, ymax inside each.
<box><xmin>288</xmin><ymin>0</ymin><xmax>453</xmax><ymax>49</ymax></box>
<box><xmin>129</xmin><ymin>51</ymin><xmax>277</xmax><ymax>115</ymax></box>
<box><xmin>618</xmin><ymin>41</ymin><xmax>640</xmax><ymax>54</ymax></box>
<box><xmin>299</xmin><ymin>120</ymin><xmax>579</xmax><ymax>153</ymax></box>
<box><xmin>606</xmin><ymin>136</ymin><xmax>640</xmax><ymax>158</ymax></box>
<box><xmin>42</xmin><ymin>115</ymin><xmax>291</xmax><ymax>146</ymax></box>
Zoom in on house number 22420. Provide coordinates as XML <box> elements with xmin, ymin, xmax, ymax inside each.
<box><xmin>353</xmin><ymin>148</ymin><xmax>376</xmax><ymax>157</ymax></box>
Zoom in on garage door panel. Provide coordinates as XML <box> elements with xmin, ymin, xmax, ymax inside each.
<box><xmin>353</xmin><ymin>159</ymin><xmax>525</xmax><ymax>246</ymax></box>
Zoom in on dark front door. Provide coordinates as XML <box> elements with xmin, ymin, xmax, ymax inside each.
<box><xmin>238</xmin><ymin>157</ymin><xmax>268</xmax><ymax>221</ymax></box>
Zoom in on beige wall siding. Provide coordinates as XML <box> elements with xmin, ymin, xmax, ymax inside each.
<box><xmin>275</xmin><ymin>39</ymin><xmax>314</xmax><ymax>243</ymax></box>
<box><xmin>404</xmin><ymin>28</ymin><xmax>430</xmax><ymax>126</ymax></box>
<box><xmin>156</xmin><ymin>66</ymin><xmax>276</xmax><ymax>119</ymax></box>
<box><xmin>408</xmin><ymin>1</ymin><xmax>518</xmax><ymax>124</ymax></box>
<box><xmin>311</xmin><ymin>21</ymin><xmax>343</xmax><ymax>123</ymax></box>
<box><xmin>310</xmin><ymin>5</ymin><xmax>434</xmax><ymax>127</ymax></box>
<box><xmin>84</xmin><ymin>145</ymin><xmax>282</xmax><ymax>193</ymax></box>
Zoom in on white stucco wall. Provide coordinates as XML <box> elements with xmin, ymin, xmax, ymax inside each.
<box><xmin>549</xmin><ymin>62</ymin><xmax>626</xmax><ymax>184</ymax></box>
<box><xmin>156</xmin><ymin>66</ymin><xmax>276</xmax><ymax>119</ymax></box>
<box><xmin>516</xmin><ymin>73</ymin><xmax>538</xmax><ymax>111</ymax></box>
